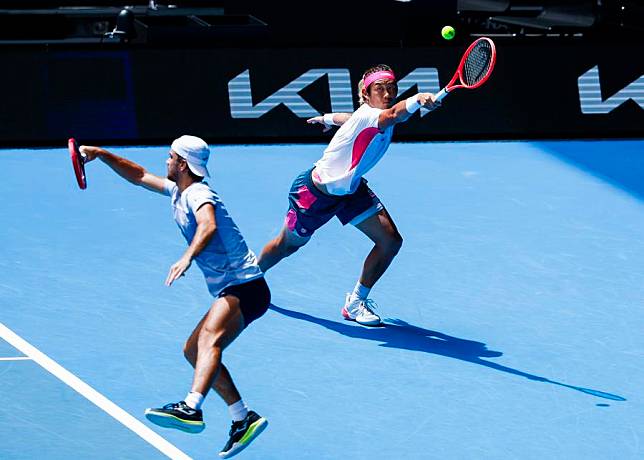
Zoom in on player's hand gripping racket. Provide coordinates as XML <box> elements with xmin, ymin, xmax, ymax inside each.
<box><xmin>68</xmin><ymin>137</ymin><xmax>87</xmax><ymax>189</ymax></box>
<box><xmin>435</xmin><ymin>37</ymin><xmax>496</xmax><ymax>103</ymax></box>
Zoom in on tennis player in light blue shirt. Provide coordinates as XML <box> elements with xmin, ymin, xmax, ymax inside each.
<box><xmin>80</xmin><ymin>135</ymin><xmax>269</xmax><ymax>459</ymax></box>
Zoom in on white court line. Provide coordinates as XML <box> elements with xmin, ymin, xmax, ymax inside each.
<box><xmin>0</xmin><ymin>323</ymin><xmax>191</xmax><ymax>460</ymax></box>
<box><xmin>0</xmin><ymin>356</ymin><xmax>32</xmax><ymax>361</ymax></box>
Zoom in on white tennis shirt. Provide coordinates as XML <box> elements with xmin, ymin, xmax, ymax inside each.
<box><xmin>163</xmin><ymin>179</ymin><xmax>263</xmax><ymax>296</ymax></box>
<box><xmin>314</xmin><ymin>103</ymin><xmax>394</xmax><ymax>195</ymax></box>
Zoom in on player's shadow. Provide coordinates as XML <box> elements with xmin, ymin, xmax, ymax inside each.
<box><xmin>269</xmin><ymin>304</ymin><xmax>626</xmax><ymax>402</ymax></box>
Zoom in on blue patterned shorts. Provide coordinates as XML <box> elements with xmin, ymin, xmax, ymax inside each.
<box><xmin>285</xmin><ymin>168</ymin><xmax>383</xmax><ymax>237</ymax></box>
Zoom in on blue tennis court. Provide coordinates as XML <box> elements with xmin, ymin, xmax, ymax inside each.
<box><xmin>1</xmin><ymin>139</ymin><xmax>643</xmax><ymax>459</ymax></box>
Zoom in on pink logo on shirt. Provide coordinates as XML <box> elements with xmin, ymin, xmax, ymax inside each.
<box><xmin>351</xmin><ymin>127</ymin><xmax>380</xmax><ymax>170</ymax></box>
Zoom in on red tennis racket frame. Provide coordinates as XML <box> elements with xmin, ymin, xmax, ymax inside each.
<box><xmin>435</xmin><ymin>37</ymin><xmax>497</xmax><ymax>102</ymax></box>
<box><xmin>68</xmin><ymin>137</ymin><xmax>87</xmax><ymax>190</ymax></box>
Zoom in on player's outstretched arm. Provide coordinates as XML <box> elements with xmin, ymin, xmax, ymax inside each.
<box><xmin>80</xmin><ymin>145</ymin><xmax>166</xmax><ymax>194</ymax></box>
<box><xmin>307</xmin><ymin>113</ymin><xmax>353</xmax><ymax>132</ymax></box>
<box><xmin>378</xmin><ymin>93</ymin><xmax>440</xmax><ymax>130</ymax></box>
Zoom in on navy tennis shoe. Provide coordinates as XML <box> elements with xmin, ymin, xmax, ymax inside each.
<box><xmin>219</xmin><ymin>410</ymin><xmax>268</xmax><ymax>458</ymax></box>
<box><xmin>144</xmin><ymin>401</ymin><xmax>205</xmax><ymax>433</ymax></box>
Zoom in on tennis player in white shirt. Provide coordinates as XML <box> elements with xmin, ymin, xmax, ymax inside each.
<box><xmin>258</xmin><ymin>64</ymin><xmax>440</xmax><ymax>326</ymax></box>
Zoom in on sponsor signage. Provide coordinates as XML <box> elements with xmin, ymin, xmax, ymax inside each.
<box><xmin>578</xmin><ymin>66</ymin><xmax>644</xmax><ymax>114</ymax></box>
<box><xmin>0</xmin><ymin>45</ymin><xmax>641</xmax><ymax>145</ymax></box>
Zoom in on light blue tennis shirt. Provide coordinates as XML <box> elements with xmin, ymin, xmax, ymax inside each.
<box><xmin>163</xmin><ymin>179</ymin><xmax>263</xmax><ymax>296</ymax></box>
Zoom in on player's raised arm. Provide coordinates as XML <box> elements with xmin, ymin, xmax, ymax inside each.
<box><xmin>377</xmin><ymin>93</ymin><xmax>440</xmax><ymax>130</ymax></box>
<box><xmin>79</xmin><ymin>145</ymin><xmax>167</xmax><ymax>194</ymax></box>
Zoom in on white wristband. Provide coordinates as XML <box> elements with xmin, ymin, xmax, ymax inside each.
<box><xmin>323</xmin><ymin>113</ymin><xmax>336</xmax><ymax>126</ymax></box>
<box><xmin>405</xmin><ymin>95</ymin><xmax>421</xmax><ymax>114</ymax></box>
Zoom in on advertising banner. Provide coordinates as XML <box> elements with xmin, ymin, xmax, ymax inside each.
<box><xmin>0</xmin><ymin>44</ymin><xmax>642</xmax><ymax>145</ymax></box>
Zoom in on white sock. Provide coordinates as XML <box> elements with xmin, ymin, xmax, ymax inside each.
<box><xmin>349</xmin><ymin>281</ymin><xmax>371</xmax><ymax>303</ymax></box>
<box><xmin>228</xmin><ymin>399</ymin><xmax>249</xmax><ymax>422</ymax></box>
<box><xmin>184</xmin><ymin>391</ymin><xmax>204</xmax><ymax>410</ymax></box>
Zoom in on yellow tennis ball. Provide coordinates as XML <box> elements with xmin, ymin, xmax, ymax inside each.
<box><xmin>441</xmin><ymin>25</ymin><xmax>455</xmax><ymax>40</ymax></box>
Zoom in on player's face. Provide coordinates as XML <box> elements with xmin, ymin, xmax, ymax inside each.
<box><xmin>166</xmin><ymin>151</ymin><xmax>185</xmax><ymax>181</ymax></box>
<box><xmin>366</xmin><ymin>79</ymin><xmax>398</xmax><ymax>109</ymax></box>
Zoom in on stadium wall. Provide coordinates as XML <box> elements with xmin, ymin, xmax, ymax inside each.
<box><xmin>1</xmin><ymin>43</ymin><xmax>642</xmax><ymax>146</ymax></box>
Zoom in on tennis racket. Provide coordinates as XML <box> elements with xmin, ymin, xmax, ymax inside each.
<box><xmin>435</xmin><ymin>37</ymin><xmax>496</xmax><ymax>103</ymax></box>
<box><xmin>68</xmin><ymin>137</ymin><xmax>87</xmax><ymax>190</ymax></box>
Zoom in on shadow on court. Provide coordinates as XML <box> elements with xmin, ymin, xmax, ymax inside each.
<box><xmin>270</xmin><ymin>304</ymin><xmax>626</xmax><ymax>402</ymax></box>
<box><xmin>538</xmin><ymin>140</ymin><xmax>644</xmax><ymax>201</ymax></box>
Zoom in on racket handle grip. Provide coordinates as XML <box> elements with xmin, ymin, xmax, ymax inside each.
<box><xmin>435</xmin><ymin>88</ymin><xmax>449</xmax><ymax>102</ymax></box>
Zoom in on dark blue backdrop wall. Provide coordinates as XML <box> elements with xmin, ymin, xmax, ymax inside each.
<box><xmin>1</xmin><ymin>42</ymin><xmax>642</xmax><ymax>145</ymax></box>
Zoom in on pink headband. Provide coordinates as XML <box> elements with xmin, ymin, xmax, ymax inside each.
<box><xmin>363</xmin><ymin>70</ymin><xmax>396</xmax><ymax>90</ymax></box>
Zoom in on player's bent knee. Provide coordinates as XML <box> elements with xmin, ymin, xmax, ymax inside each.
<box><xmin>392</xmin><ymin>233</ymin><xmax>403</xmax><ymax>253</ymax></box>
<box><xmin>385</xmin><ymin>236</ymin><xmax>403</xmax><ymax>257</ymax></box>
<box><xmin>198</xmin><ymin>326</ymin><xmax>228</xmax><ymax>350</ymax></box>
<box><xmin>379</xmin><ymin>232</ymin><xmax>403</xmax><ymax>256</ymax></box>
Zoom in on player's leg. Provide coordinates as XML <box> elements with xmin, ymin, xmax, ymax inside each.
<box><xmin>212</xmin><ymin>279</ymin><xmax>271</xmax><ymax>458</ymax></box>
<box><xmin>337</xmin><ymin>183</ymin><xmax>402</xmax><ymax>326</ymax></box>
<box><xmin>180</xmin><ymin>280</ymin><xmax>270</xmax><ymax>458</ymax></box>
<box><xmin>258</xmin><ymin>221</ymin><xmax>311</xmax><ymax>272</ymax></box>
<box><xmin>259</xmin><ymin>168</ymin><xmax>339</xmax><ymax>272</ymax></box>
<box><xmin>354</xmin><ymin>207</ymin><xmax>403</xmax><ymax>289</ymax></box>
<box><xmin>182</xmin><ymin>318</ymin><xmax>242</xmax><ymax>405</ymax></box>
<box><xmin>144</xmin><ymin>297</ymin><xmax>244</xmax><ymax>434</ymax></box>
<box><xmin>187</xmin><ymin>294</ymin><xmax>269</xmax><ymax>458</ymax></box>
<box><xmin>340</xmin><ymin>208</ymin><xmax>402</xmax><ymax>326</ymax></box>
<box><xmin>188</xmin><ymin>295</ymin><xmax>245</xmax><ymax>397</ymax></box>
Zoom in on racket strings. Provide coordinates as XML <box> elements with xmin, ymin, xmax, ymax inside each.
<box><xmin>463</xmin><ymin>41</ymin><xmax>492</xmax><ymax>86</ymax></box>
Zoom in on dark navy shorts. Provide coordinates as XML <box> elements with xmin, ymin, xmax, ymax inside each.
<box><xmin>218</xmin><ymin>277</ymin><xmax>271</xmax><ymax>328</ymax></box>
<box><xmin>285</xmin><ymin>168</ymin><xmax>383</xmax><ymax>237</ymax></box>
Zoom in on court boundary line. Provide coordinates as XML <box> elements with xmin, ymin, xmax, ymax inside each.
<box><xmin>0</xmin><ymin>322</ymin><xmax>192</xmax><ymax>460</ymax></box>
<box><xmin>0</xmin><ymin>356</ymin><xmax>32</xmax><ymax>361</ymax></box>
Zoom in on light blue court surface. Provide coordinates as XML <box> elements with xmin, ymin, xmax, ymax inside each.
<box><xmin>1</xmin><ymin>140</ymin><xmax>643</xmax><ymax>459</ymax></box>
